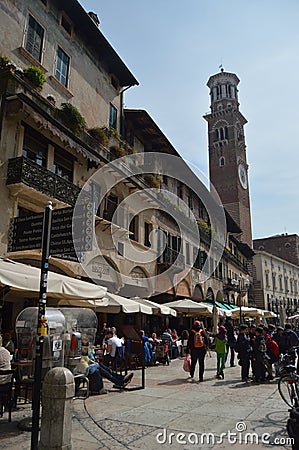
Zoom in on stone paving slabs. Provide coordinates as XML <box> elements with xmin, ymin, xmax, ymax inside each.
<box><xmin>0</xmin><ymin>353</ymin><xmax>294</xmax><ymax>449</ymax></box>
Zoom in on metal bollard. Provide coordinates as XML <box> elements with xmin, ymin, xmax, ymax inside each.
<box><xmin>39</xmin><ymin>367</ymin><xmax>75</xmax><ymax>450</ymax></box>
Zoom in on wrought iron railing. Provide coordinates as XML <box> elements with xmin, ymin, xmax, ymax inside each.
<box><xmin>223</xmin><ymin>248</ymin><xmax>248</xmax><ymax>273</ymax></box>
<box><xmin>158</xmin><ymin>247</ymin><xmax>185</xmax><ymax>267</ymax></box>
<box><xmin>6</xmin><ymin>156</ymin><xmax>81</xmax><ymax>206</ymax></box>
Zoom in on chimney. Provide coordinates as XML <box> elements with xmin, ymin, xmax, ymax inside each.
<box><xmin>88</xmin><ymin>12</ymin><xmax>100</xmax><ymax>27</ymax></box>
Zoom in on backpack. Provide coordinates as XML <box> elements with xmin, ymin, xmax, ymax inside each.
<box><xmin>193</xmin><ymin>330</ymin><xmax>204</xmax><ymax>348</ymax></box>
<box><xmin>268</xmin><ymin>338</ymin><xmax>279</xmax><ymax>357</ymax></box>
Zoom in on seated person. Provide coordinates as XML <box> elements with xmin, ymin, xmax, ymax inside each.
<box><xmin>0</xmin><ymin>334</ymin><xmax>12</xmax><ymax>389</ymax></box>
<box><xmin>2</xmin><ymin>331</ymin><xmax>15</xmax><ymax>357</ymax></box>
<box><xmin>104</xmin><ymin>329</ymin><xmax>124</xmax><ymax>366</ymax></box>
<box><xmin>77</xmin><ymin>355</ymin><xmax>133</xmax><ymax>395</ymax></box>
<box><xmin>161</xmin><ymin>329</ymin><xmax>172</xmax><ymax>345</ymax></box>
<box><xmin>148</xmin><ymin>333</ymin><xmax>160</xmax><ymax>351</ymax></box>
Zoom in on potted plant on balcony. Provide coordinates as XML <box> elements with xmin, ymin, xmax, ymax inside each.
<box><xmin>143</xmin><ymin>173</ymin><xmax>161</xmax><ymax>188</ymax></box>
<box><xmin>57</xmin><ymin>103</ymin><xmax>86</xmax><ymax>135</ymax></box>
<box><xmin>109</xmin><ymin>145</ymin><xmax>126</xmax><ymax>159</ymax></box>
<box><xmin>0</xmin><ymin>55</ymin><xmax>10</xmax><ymax>70</ymax></box>
<box><xmin>88</xmin><ymin>127</ymin><xmax>109</xmax><ymax>147</ymax></box>
<box><xmin>23</xmin><ymin>66</ymin><xmax>46</xmax><ymax>91</ymax></box>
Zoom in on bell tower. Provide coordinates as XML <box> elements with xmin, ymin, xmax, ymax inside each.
<box><xmin>203</xmin><ymin>69</ymin><xmax>252</xmax><ymax>247</ymax></box>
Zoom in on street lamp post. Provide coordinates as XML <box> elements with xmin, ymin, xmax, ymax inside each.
<box><xmin>231</xmin><ymin>276</ymin><xmax>250</xmax><ymax>324</ymax></box>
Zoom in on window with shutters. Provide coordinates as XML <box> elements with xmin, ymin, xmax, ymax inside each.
<box><xmin>25</xmin><ymin>15</ymin><xmax>44</xmax><ymax>62</ymax></box>
<box><xmin>193</xmin><ymin>247</ymin><xmax>200</xmax><ymax>269</ymax></box>
<box><xmin>55</xmin><ymin>46</ymin><xmax>70</xmax><ymax>88</ymax></box>
<box><xmin>185</xmin><ymin>242</ymin><xmax>190</xmax><ymax>265</ymax></box>
<box><xmin>109</xmin><ymin>104</ymin><xmax>117</xmax><ymax>129</ymax></box>
<box><xmin>22</xmin><ymin>126</ymin><xmax>48</xmax><ymax>167</ymax></box>
<box><xmin>129</xmin><ymin>214</ymin><xmax>139</xmax><ymax>242</ymax></box>
<box><xmin>53</xmin><ymin>147</ymin><xmax>74</xmax><ymax>182</ymax></box>
<box><xmin>60</xmin><ymin>14</ymin><xmax>72</xmax><ymax>36</ymax></box>
<box><xmin>144</xmin><ymin>221</ymin><xmax>153</xmax><ymax>247</ymax></box>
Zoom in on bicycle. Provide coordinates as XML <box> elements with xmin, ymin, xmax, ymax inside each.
<box><xmin>278</xmin><ymin>364</ymin><xmax>299</xmax><ymax>408</ymax></box>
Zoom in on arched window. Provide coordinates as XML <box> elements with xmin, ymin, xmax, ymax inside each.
<box><xmin>220</xmin><ymin>128</ymin><xmax>224</xmax><ymax>140</ymax></box>
<box><xmin>225</xmin><ymin>126</ymin><xmax>228</xmax><ymax>139</ymax></box>
<box><xmin>219</xmin><ymin>157</ymin><xmax>225</xmax><ymax>167</ymax></box>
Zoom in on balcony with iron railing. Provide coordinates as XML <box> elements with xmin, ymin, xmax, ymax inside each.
<box><xmin>223</xmin><ymin>248</ymin><xmax>248</xmax><ymax>273</ymax></box>
<box><xmin>6</xmin><ymin>156</ymin><xmax>81</xmax><ymax>206</ymax></box>
<box><xmin>157</xmin><ymin>247</ymin><xmax>185</xmax><ymax>269</ymax></box>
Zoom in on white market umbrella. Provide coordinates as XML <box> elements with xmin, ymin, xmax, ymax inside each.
<box><xmin>230</xmin><ymin>306</ymin><xmax>264</xmax><ymax>319</ymax></box>
<box><xmin>0</xmin><ymin>258</ymin><xmax>107</xmax><ymax>299</ymax></box>
<box><xmin>130</xmin><ymin>297</ymin><xmax>177</xmax><ymax>316</ymax></box>
<box><xmin>263</xmin><ymin>310</ymin><xmax>277</xmax><ymax>319</ymax></box>
<box><xmin>287</xmin><ymin>314</ymin><xmax>299</xmax><ymax>320</ymax></box>
<box><xmin>163</xmin><ymin>299</ymin><xmax>213</xmax><ymax>316</ymax></box>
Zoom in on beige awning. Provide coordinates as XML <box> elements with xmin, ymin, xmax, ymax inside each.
<box><xmin>130</xmin><ymin>297</ymin><xmax>177</xmax><ymax>316</ymax></box>
<box><xmin>58</xmin><ymin>292</ymin><xmax>153</xmax><ymax>314</ymax></box>
<box><xmin>0</xmin><ymin>258</ymin><xmax>107</xmax><ymax>299</ymax></box>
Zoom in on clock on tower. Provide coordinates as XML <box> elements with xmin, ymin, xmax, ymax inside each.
<box><xmin>203</xmin><ymin>69</ymin><xmax>252</xmax><ymax>247</ymax></box>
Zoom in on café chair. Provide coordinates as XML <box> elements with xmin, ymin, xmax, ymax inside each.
<box><xmin>0</xmin><ymin>369</ymin><xmax>15</xmax><ymax>422</ymax></box>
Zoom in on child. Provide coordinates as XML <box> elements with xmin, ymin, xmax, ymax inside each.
<box><xmin>214</xmin><ymin>325</ymin><xmax>227</xmax><ymax>379</ymax></box>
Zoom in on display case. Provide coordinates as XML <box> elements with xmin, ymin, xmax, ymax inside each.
<box><xmin>15</xmin><ymin>307</ymin><xmax>98</xmax><ymax>376</ymax></box>
<box><xmin>59</xmin><ymin>308</ymin><xmax>97</xmax><ymax>371</ymax></box>
<box><xmin>15</xmin><ymin>307</ymin><xmax>66</xmax><ymax>378</ymax></box>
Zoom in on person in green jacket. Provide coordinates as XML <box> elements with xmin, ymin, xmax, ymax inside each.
<box><xmin>214</xmin><ymin>325</ymin><xmax>227</xmax><ymax>379</ymax></box>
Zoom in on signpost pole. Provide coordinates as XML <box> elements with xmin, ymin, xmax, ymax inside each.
<box><xmin>31</xmin><ymin>202</ymin><xmax>53</xmax><ymax>450</ymax></box>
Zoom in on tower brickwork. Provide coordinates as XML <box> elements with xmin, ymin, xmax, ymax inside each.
<box><xmin>204</xmin><ymin>69</ymin><xmax>252</xmax><ymax>247</ymax></box>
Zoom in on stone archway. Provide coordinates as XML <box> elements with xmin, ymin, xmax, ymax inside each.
<box><xmin>206</xmin><ymin>287</ymin><xmax>214</xmax><ymax>302</ymax></box>
<box><xmin>119</xmin><ymin>266</ymin><xmax>151</xmax><ymax>297</ymax></box>
<box><xmin>175</xmin><ymin>279</ymin><xmax>191</xmax><ymax>298</ymax></box>
<box><xmin>193</xmin><ymin>284</ymin><xmax>204</xmax><ymax>301</ymax></box>
<box><xmin>84</xmin><ymin>255</ymin><xmax>122</xmax><ymax>292</ymax></box>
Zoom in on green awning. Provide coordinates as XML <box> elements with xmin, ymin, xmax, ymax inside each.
<box><xmin>204</xmin><ymin>301</ymin><xmax>238</xmax><ymax>311</ymax></box>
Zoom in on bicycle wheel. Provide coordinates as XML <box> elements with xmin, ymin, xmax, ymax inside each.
<box><xmin>278</xmin><ymin>374</ymin><xmax>299</xmax><ymax>408</ymax></box>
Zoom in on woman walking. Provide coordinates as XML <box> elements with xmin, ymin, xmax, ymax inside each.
<box><xmin>214</xmin><ymin>325</ymin><xmax>227</xmax><ymax>379</ymax></box>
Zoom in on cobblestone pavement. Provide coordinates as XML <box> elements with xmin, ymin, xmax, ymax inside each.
<box><xmin>0</xmin><ymin>353</ymin><xmax>294</xmax><ymax>449</ymax></box>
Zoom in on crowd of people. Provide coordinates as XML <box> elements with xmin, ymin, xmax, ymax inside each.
<box><xmin>2</xmin><ymin>319</ymin><xmax>299</xmax><ymax>403</ymax></box>
<box><xmin>184</xmin><ymin>318</ymin><xmax>299</xmax><ymax>384</ymax></box>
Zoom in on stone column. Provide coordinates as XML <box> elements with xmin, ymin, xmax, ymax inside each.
<box><xmin>39</xmin><ymin>367</ymin><xmax>75</xmax><ymax>450</ymax></box>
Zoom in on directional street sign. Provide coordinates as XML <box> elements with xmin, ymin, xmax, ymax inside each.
<box><xmin>7</xmin><ymin>205</ymin><xmax>93</xmax><ymax>261</ymax></box>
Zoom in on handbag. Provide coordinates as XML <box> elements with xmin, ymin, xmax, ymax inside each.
<box><xmin>183</xmin><ymin>354</ymin><xmax>191</xmax><ymax>372</ymax></box>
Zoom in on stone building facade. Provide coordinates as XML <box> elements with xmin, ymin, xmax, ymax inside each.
<box><xmin>254</xmin><ymin>234</ymin><xmax>299</xmax><ymax>267</ymax></box>
<box><xmin>252</xmin><ymin>250</ymin><xmax>299</xmax><ymax>317</ymax></box>
<box><xmin>0</xmin><ymin>0</ymin><xmax>252</xmax><ymax>330</ymax></box>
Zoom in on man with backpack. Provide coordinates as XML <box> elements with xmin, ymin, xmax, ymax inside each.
<box><xmin>186</xmin><ymin>321</ymin><xmax>209</xmax><ymax>382</ymax></box>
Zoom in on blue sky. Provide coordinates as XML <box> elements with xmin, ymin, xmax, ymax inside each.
<box><xmin>80</xmin><ymin>0</ymin><xmax>299</xmax><ymax>240</ymax></box>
